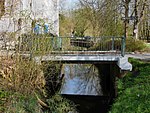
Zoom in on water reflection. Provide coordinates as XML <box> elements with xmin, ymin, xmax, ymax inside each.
<box><xmin>60</xmin><ymin>64</ymin><xmax>103</xmax><ymax>95</ymax></box>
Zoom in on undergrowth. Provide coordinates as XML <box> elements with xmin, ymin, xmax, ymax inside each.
<box><xmin>0</xmin><ymin>57</ymin><xmax>76</xmax><ymax>113</ymax></box>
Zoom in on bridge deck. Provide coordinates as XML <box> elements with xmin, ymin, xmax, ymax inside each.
<box><xmin>17</xmin><ymin>36</ymin><xmax>131</xmax><ymax>70</ymax></box>
<box><xmin>34</xmin><ymin>51</ymin><xmax>132</xmax><ymax>71</ymax></box>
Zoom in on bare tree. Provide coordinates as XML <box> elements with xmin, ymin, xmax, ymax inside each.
<box><xmin>136</xmin><ymin>0</ymin><xmax>150</xmax><ymax>40</ymax></box>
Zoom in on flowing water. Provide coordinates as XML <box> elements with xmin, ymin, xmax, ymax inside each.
<box><xmin>60</xmin><ymin>64</ymin><xmax>111</xmax><ymax>113</ymax></box>
<box><xmin>60</xmin><ymin>64</ymin><xmax>103</xmax><ymax>96</ymax></box>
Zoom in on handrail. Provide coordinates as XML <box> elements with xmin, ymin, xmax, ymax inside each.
<box><xmin>17</xmin><ymin>35</ymin><xmax>126</xmax><ymax>57</ymax></box>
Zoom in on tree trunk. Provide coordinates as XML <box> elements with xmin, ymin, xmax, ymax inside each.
<box><xmin>133</xmin><ymin>0</ymin><xmax>138</xmax><ymax>38</ymax></box>
<box><xmin>124</xmin><ymin>0</ymin><xmax>131</xmax><ymax>38</ymax></box>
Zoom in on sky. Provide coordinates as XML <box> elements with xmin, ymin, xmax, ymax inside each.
<box><xmin>64</xmin><ymin>0</ymin><xmax>79</xmax><ymax>9</ymax></box>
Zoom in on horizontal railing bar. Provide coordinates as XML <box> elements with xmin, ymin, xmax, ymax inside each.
<box><xmin>49</xmin><ymin>50</ymin><xmax>120</xmax><ymax>54</ymax></box>
<box><xmin>58</xmin><ymin>36</ymin><xmax>124</xmax><ymax>38</ymax></box>
<box><xmin>18</xmin><ymin>35</ymin><xmax>125</xmax><ymax>57</ymax></box>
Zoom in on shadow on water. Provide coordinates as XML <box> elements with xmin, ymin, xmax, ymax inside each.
<box><xmin>62</xmin><ymin>94</ymin><xmax>112</xmax><ymax>113</ymax></box>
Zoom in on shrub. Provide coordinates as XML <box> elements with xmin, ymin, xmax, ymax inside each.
<box><xmin>0</xmin><ymin>57</ymin><xmax>76</xmax><ymax>113</ymax></box>
<box><xmin>42</xmin><ymin>62</ymin><xmax>63</xmax><ymax>97</ymax></box>
<box><xmin>0</xmin><ymin>57</ymin><xmax>45</xmax><ymax>95</ymax></box>
<box><xmin>0</xmin><ymin>57</ymin><xmax>45</xmax><ymax>112</ymax></box>
<box><xmin>126</xmin><ymin>38</ymin><xmax>147</xmax><ymax>52</ymax></box>
<box><xmin>6</xmin><ymin>93</ymin><xmax>42</xmax><ymax>113</ymax></box>
<box><xmin>46</xmin><ymin>94</ymin><xmax>77</xmax><ymax>113</ymax></box>
<box><xmin>89</xmin><ymin>37</ymin><xmax>147</xmax><ymax>52</ymax></box>
<box><xmin>89</xmin><ymin>38</ymin><xmax>121</xmax><ymax>51</ymax></box>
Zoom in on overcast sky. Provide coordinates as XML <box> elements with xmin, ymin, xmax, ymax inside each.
<box><xmin>64</xmin><ymin>0</ymin><xmax>79</xmax><ymax>9</ymax></box>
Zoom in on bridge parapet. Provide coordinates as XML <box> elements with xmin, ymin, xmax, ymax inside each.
<box><xmin>17</xmin><ymin>35</ymin><xmax>126</xmax><ymax>57</ymax></box>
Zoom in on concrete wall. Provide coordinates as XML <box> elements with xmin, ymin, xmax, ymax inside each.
<box><xmin>0</xmin><ymin>0</ymin><xmax>59</xmax><ymax>35</ymax></box>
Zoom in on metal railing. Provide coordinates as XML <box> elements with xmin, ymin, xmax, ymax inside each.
<box><xmin>18</xmin><ymin>35</ymin><xmax>126</xmax><ymax>57</ymax></box>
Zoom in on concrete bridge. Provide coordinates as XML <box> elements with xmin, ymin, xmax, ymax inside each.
<box><xmin>18</xmin><ymin>35</ymin><xmax>132</xmax><ymax>98</ymax></box>
<box><xmin>0</xmin><ymin>35</ymin><xmax>133</xmax><ymax>112</ymax></box>
<box><xmin>34</xmin><ymin>51</ymin><xmax>132</xmax><ymax>71</ymax></box>
<box><xmin>17</xmin><ymin>35</ymin><xmax>132</xmax><ymax>77</ymax></box>
<box><xmin>19</xmin><ymin>36</ymin><xmax>131</xmax><ymax>71</ymax></box>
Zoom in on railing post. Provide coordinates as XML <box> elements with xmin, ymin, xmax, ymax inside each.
<box><xmin>58</xmin><ymin>36</ymin><xmax>62</xmax><ymax>51</ymax></box>
<box><xmin>111</xmin><ymin>37</ymin><xmax>115</xmax><ymax>50</ymax></box>
<box><xmin>29</xmin><ymin>37</ymin><xmax>33</xmax><ymax>60</ymax></box>
<box><xmin>55</xmin><ymin>36</ymin><xmax>62</xmax><ymax>51</ymax></box>
<box><xmin>18</xmin><ymin>36</ymin><xmax>22</xmax><ymax>52</ymax></box>
<box><xmin>121</xmin><ymin>36</ymin><xmax>126</xmax><ymax>57</ymax></box>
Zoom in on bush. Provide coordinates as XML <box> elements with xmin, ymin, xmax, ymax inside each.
<box><xmin>0</xmin><ymin>57</ymin><xmax>76</xmax><ymax>113</ymax></box>
<box><xmin>0</xmin><ymin>57</ymin><xmax>45</xmax><ymax>95</ymax></box>
<box><xmin>89</xmin><ymin>38</ymin><xmax>121</xmax><ymax>51</ymax></box>
<box><xmin>126</xmin><ymin>38</ymin><xmax>147</xmax><ymax>52</ymax></box>
<box><xmin>42</xmin><ymin>62</ymin><xmax>63</xmax><ymax>97</ymax></box>
<box><xmin>89</xmin><ymin>37</ymin><xmax>147</xmax><ymax>52</ymax></box>
<box><xmin>46</xmin><ymin>94</ymin><xmax>77</xmax><ymax>113</ymax></box>
<box><xmin>6</xmin><ymin>93</ymin><xmax>42</xmax><ymax>113</ymax></box>
<box><xmin>0</xmin><ymin>57</ymin><xmax>45</xmax><ymax>112</ymax></box>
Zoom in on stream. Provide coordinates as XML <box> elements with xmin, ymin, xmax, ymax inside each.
<box><xmin>60</xmin><ymin>64</ymin><xmax>112</xmax><ymax>113</ymax></box>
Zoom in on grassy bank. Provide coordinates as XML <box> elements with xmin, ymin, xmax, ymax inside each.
<box><xmin>109</xmin><ymin>58</ymin><xmax>150</xmax><ymax>113</ymax></box>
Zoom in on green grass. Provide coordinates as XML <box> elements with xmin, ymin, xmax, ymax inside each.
<box><xmin>0</xmin><ymin>90</ymin><xmax>76</xmax><ymax>113</ymax></box>
<box><xmin>109</xmin><ymin>58</ymin><xmax>150</xmax><ymax>113</ymax></box>
<box><xmin>146</xmin><ymin>43</ymin><xmax>150</xmax><ymax>48</ymax></box>
<box><xmin>0</xmin><ymin>91</ymin><xmax>42</xmax><ymax>113</ymax></box>
<box><xmin>145</xmin><ymin>43</ymin><xmax>150</xmax><ymax>53</ymax></box>
<box><xmin>0</xmin><ymin>90</ymin><xmax>9</xmax><ymax>112</ymax></box>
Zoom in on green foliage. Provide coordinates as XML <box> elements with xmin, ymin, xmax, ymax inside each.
<box><xmin>109</xmin><ymin>59</ymin><xmax>150</xmax><ymax>113</ymax></box>
<box><xmin>0</xmin><ymin>90</ymin><xmax>9</xmax><ymax>112</ymax></box>
<box><xmin>89</xmin><ymin>37</ymin><xmax>147</xmax><ymax>52</ymax></box>
<box><xmin>46</xmin><ymin>94</ymin><xmax>76</xmax><ymax>113</ymax></box>
<box><xmin>19</xmin><ymin>34</ymin><xmax>53</xmax><ymax>52</ymax></box>
<box><xmin>4</xmin><ymin>92</ymin><xmax>41</xmax><ymax>113</ymax></box>
<box><xmin>73</xmin><ymin>8</ymin><xmax>89</xmax><ymax>37</ymax></box>
<box><xmin>126</xmin><ymin>38</ymin><xmax>147</xmax><ymax>52</ymax></box>
<box><xmin>59</xmin><ymin>14</ymin><xmax>74</xmax><ymax>36</ymax></box>
<box><xmin>41</xmin><ymin>63</ymin><xmax>76</xmax><ymax>113</ymax></box>
<box><xmin>144</xmin><ymin>43</ymin><xmax>150</xmax><ymax>52</ymax></box>
<box><xmin>0</xmin><ymin>90</ymin><xmax>41</xmax><ymax>113</ymax></box>
<box><xmin>89</xmin><ymin>38</ymin><xmax>122</xmax><ymax>51</ymax></box>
